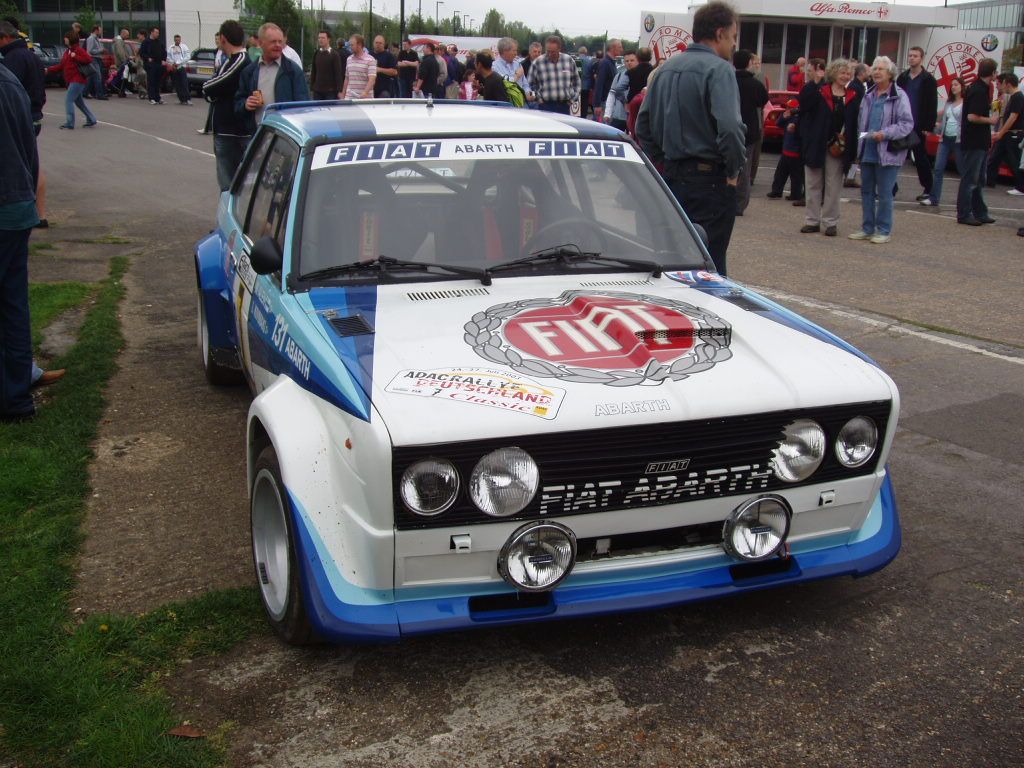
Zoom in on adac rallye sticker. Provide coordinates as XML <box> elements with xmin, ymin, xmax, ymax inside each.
<box><xmin>464</xmin><ymin>290</ymin><xmax>732</xmax><ymax>387</ymax></box>
<box><xmin>385</xmin><ymin>367</ymin><xmax>565</xmax><ymax>420</ymax></box>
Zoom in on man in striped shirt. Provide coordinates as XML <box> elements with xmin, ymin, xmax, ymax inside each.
<box><xmin>342</xmin><ymin>34</ymin><xmax>376</xmax><ymax>99</ymax></box>
<box><xmin>527</xmin><ymin>35</ymin><xmax>579</xmax><ymax>115</ymax></box>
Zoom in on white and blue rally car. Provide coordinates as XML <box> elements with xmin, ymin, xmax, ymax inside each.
<box><xmin>195</xmin><ymin>100</ymin><xmax>901</xmax><ymax>644</ymax></box>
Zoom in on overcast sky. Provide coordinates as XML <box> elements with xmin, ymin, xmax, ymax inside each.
<box><xmin>324</xmin><ymin>0</ymin><xmax>965</xmax><ymax>40</ymax></box>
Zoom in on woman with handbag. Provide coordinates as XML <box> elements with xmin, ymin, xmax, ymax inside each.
<box><xmin>46</xmin><ymin>31</ymin><xmax>97</xmax><ymax>129</ymax></box>
<box><xmin>798</xmin><ymin>58</ymin><xmax>859</xmax><ymax>237</ymax></box>
<box><xmin>849</xmin><ymin>56</ymin><xmax>915</xmax><ymax>244</ymax></box>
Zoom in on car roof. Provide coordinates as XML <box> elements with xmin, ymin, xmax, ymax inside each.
<box><xmin>262</xmin><ymin>100</ymin><xmax>626</xmax><ymax>145</ymax></box>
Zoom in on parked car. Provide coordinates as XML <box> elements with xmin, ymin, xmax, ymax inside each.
<box><xmin>185</xmin><ymin>48</ymin><xmax>218</xmax><ymax>94</ymax></box>
<box><xmin>195</xmin><ymin>101</ymin><xmax>902</xmax><ymax>644</ymax></box>
<box><xmin>762</xmin><ymin>90</ymin><xmax>798</xmax><ymax>145</ymax></box>
<box><xmin>36</xmin><ymin>45</ymin><xmax>64</xmax><ymax>86</ymax></box>
<box><xmin>923</xmin><ymin>130</ymin><xmax>1014</xmax><ymax>179</ymax></box>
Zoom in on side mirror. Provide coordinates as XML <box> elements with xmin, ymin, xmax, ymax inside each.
<box><xmin>692</xmin><ymin>223</ymin><xmax>709</xmax><ymax>248</ymax></box>
<box><xmin>250</xmin><ymin>236</ymin><xmax>283</xmax><ymax>275</ymax></box>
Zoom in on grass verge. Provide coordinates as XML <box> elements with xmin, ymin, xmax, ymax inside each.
<box><xmin>1</xmin><ymin>257</ymin><xmax>262</xmax><ymax>768</ymax></box>
<box><xmin>28</xmin><ymin>282</ymin><xmax>94</xmax><ymax>348</ymax></box>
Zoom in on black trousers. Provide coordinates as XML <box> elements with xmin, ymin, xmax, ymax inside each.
<box><xmin>667</xmin><ymin>173</ymin><xmax>736</xmax><ymax>276</ymax></box>
<box><xmin>771</xmin><ymin>154</ymin><xmax>805</xmax><ymax>198</ymax></box>
<box><xmin>907</xmin><ymin>129</ymin><xmax>933</xmax><ymax>193</ymax></box>
<box><xmin>986</xmin><ymin>132</ymin><xmax>1023</xmax><ymax>190</ymax></box>
<box><xmin>145</xmin><ymin>62</ymin><xmax>163</xmax><ymax>102</ymax></box>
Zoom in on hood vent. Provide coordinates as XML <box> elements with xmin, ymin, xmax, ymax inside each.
<box><xmin>406</xmin><ymin>288</ymin><xmax>490</xmax><ymax>301</ymax></box>
<box><xmin>328</xmin><ymin>314</ymin><xmax>374</xmax><ymax>337</ymax></box>
<box><xmin>578</xmin><ymin>279</ymin><xmax>653</xmax><ymax>287</ymax></box>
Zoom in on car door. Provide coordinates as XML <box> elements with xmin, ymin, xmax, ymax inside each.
<box><xmin>231</xmin><ymin>130</ymin><xmax>301</xmax><ymax>392</ymax></box>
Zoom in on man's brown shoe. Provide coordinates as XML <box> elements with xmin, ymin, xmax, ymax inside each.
<box><xmin>33</xmin><ymin>368</ymin><xmax>66</xmax><ymax>387</ymax></box>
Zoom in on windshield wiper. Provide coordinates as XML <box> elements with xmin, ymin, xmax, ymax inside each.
<box><xmin>299</xmin><ymin>256</ymin><xmax>491</xmax><ymax>286</ymax></box>
<box><xmin>485</xmin><ymin>244</ymin><xmax>662</xmax><ymax>278</ymax></box>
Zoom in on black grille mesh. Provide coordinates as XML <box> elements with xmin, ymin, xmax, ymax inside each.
<box><xmin>393</xmin><ymin>401</ymin><xmax>891</xmax><ymax>530</ymax></box>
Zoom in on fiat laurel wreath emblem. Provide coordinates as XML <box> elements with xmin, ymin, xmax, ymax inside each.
<box><xmin>463</xmin><ymin>291</ymin><xmax>732</xmax><ymax>387</ymax></box>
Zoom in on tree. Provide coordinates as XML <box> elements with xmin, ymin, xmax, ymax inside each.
<box><xmin>0</xmin><ymin>0</ymin><xmax>22</xmax><ymax>30</ymax></box>
<box><xmin>75</xmin><ymin>6</ymin><xmax>96</xmax><ymax>34</ymax></box>
<box><xmin>480</xmin><ymin>8</ymin><xmax>503</xmax><ymax>37</ymax></box>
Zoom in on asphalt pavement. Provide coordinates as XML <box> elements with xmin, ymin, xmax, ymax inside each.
<box><xmin>36</xmin><ymin>95</ymin><xmax>1024</xmax><ymax>767</ymax></box>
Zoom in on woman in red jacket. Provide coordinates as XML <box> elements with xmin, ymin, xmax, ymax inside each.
<box><xmin>46</xmin><ymin>30</ymin><xmax>97</xmax><ymax>129</ymax></box>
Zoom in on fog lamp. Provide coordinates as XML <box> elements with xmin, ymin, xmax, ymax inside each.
<box><xmin>498</xmin><ymin>521</ymin><xmax>576</xmax><ymax>592</ymax></box>
<box><xmin>722</xmin><ymin>495</ymin><xmax>792</xmax><ymax>562</ymax></box>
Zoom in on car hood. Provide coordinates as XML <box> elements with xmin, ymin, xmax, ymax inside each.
<box><xmin>300</xmin><ymin>272</ymin><xmax>896</xmax><ymax>446</ymax></box>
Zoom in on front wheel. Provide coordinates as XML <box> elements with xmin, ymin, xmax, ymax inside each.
<box><xmin>196</xmin><ymin>290</ymin><xmax>242</xmax><ymax>385</ymax></box>
<box><xmin>251</xmin><ymin>445</ymin><xmax>315</xmax><ymax>644</ymax></box>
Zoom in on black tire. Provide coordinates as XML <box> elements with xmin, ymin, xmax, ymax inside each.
<box><xmin>196</xmin><ymin>288</ymin><xmax>243</xmax><ymax>385</ymax></box>
<box><xmin>251</xmin><ymin>445</ymin><xmax>316</xmax><ymax>645</ymax></box>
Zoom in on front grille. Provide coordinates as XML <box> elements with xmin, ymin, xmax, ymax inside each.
<box><xmin>393</xmin><ymin>401</ymin><xmax>891</xmax><ymax>530</ymax></box>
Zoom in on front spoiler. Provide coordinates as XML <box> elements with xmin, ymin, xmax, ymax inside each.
<box><xmin>294</xmin><ymin>474</ymin><xmax>901</xmax><ymax>643</ymax></box>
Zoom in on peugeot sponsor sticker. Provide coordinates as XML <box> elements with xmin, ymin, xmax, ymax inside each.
<box><xmin>385</xmin><ymin>367</ymin><xmax>565</xmax><ymax>420</ymax></box>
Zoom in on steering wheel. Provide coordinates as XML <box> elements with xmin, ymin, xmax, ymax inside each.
<box><xmin>520</xmin><ymin>216</ymin><xmax>608</xmax><ymax>257</ymax></box>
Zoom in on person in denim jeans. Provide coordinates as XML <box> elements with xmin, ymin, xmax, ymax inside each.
<box><xmin>922</xmin><ymin>76</ymin><xmax>965</xmax><ymax>207</ymax></box>
<box><xmin>46</xmin><ymin>31</ymin><xmax>97</xmax><ymax>129</ymax></box>
<box><xmin>848</xmin><ymin>56</ymin><xmax>913</xmax><ymax>244</ymax></box>
<box><xmin>0</xmin><ymin>65</ymin><xmax>40</xmax><ymax>421</ymax></box>
<box><xmin>957</xmin><ymin>58</ymin><xmax>999</xmax><ymax>226</ymax></box>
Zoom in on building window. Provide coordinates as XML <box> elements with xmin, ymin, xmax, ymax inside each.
<box><xmin>740</xmin><ymin>20</ymin><xmax>760</xmax><ymax>52</ymax></box>
<box><xmin>864</xmin><ymin>27</ymin><xmax>879</xmax><ymax>64</ymax></box>
<box><xmin>762</xmin><ymin>22</ymin><xmax>783</xmax><ymax>64</ymax></box>
<box><xmin>809</xmin><ymin>25</ymin><xmax>830</xmax><ymax>61</ymax></box>
<box><xmin>879</xmin><ymin>29</ymin><xmax>900</xmax><ymax>61</ymax></box>
<box><xmin>785</xmin><ymin>24</ymin><xmax>807</xmax><ymax>67</ymax></box>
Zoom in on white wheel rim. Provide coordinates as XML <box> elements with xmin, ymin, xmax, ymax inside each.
<box><xmin>251</xmin><ymin>468</ymin><xmax>291</xmax><ymax>621</ymax></box>
<box><xmin>197</xmin><ymin>293</ymin><xmax>210</xmax><ymax>368</ymax></box>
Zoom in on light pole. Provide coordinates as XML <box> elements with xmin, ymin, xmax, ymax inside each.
<box><xmin>435</xmin><ymin>0</ymin><xmax>443</xmax><ymax>32</ymax></box>
<box><xmin>452</xmin><ymin>8</ymin><xmax>460</xmax><ymax>34</ymax></box>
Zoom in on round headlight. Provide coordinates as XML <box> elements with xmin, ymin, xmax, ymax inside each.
<box><xmin>469</xmin><ymin>447</ymin><xmax>539</xmax><ymax>517</ymax></box>
<box><xmin>835</xmin><ymin>416</ymin><xmax>878</xmax><ymax>468</ymax></box>
<box><xmin>722</xmin><ymin>495</ymin><xmax>792</xmax><ymax>562</ymax></box>
<box><xmin>770</xmin><ymin>419</ymin><xmax>826</xmax><ymax>482</ymax></box>
<box><xmin>499</xmin><ymin>521</ymin><xmax>577</xmax><ymax>592</ymax></box>
<box><xmin>400</xmin><ymin>458</ymin><xmax>460</xmax><ymax>516</ymax></box>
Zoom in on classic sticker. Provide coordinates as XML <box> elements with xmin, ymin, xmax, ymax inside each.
<box><xmin>464</xmin><ymin>290</ymin><xmax>731</xmax><ymax>387</ymax></box>
<box><xmin>385</xmin><ymin>367</ymin><xmax>565</xmax><ymax>420</ymax></box>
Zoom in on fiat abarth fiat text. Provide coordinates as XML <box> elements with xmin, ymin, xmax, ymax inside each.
<box><xmin>194</xmin><ymin>100</ymin><xmax>901</xmax><ymax>644</ymax></box>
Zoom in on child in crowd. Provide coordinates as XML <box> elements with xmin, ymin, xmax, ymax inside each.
<box><xmin>459</xmin><ymin>68</ymin><xmax>476</xmax><ymax>100</ymax></box>
<box><xmin>767</xmin><ymin>99</ymin><xmax>805</xmax><ymax>204</ymax></box>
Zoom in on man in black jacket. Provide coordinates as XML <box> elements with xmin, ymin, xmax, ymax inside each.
<box><xmin>734</xmin><ymin>48</ymin><xmax>768</xmax><ymax>215</ymax></box>
<box><xmin>202</xmin><ymin>20</ymin><xmax>252</xmax><ymax>191</ymax></box>
<box><xmin>896</xmin><ymin>46</ymin><xmax>937</xmax><ymax>201</ymax></box>
<box><xmin>139</xmin><ymin>26</ymin><xmax>166</xmax><ymax>104</ymax></box>
<box><xmin>310</xmin><ymin>30</ymin><xmax>343</xmax><ymax>100</ymax></box>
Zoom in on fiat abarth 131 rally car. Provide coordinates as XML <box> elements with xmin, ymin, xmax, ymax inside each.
<box><xmin>194</xmin><ymin>99</ymin><xmax>901</xmax><ymax>644</ymax></box>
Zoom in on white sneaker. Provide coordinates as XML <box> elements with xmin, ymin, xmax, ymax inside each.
<box><xmin>919</xmin><ymin>199</ymin><xmax>938</xmax><ymax>206</ymax></box>
<box><xmin>870</xmin><ymin>234</ymin><xmax>891</xmax><ymax>244</ymax></box>
<box><xmin>848</xmin><ymin>230</ymin><xmax>872</xmax><ymax>240</ymax></box>
<box><xmin>1007</xmin><ymin>188</ymin><xmax>1024</xmax><ymax>195</ymax></box>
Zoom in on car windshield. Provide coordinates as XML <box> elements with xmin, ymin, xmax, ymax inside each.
<box><xmin>298</xmin><ymin>138</ymin><xmax>705</xmax><ymax>281</ymax></box>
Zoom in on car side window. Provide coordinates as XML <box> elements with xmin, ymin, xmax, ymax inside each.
<box><xmin>233</xmin><ymin>131</ymin><xmax>274</xmax><ymax>228</ymax></box>
<box><xmin>245</xmin><ymin>137</ymin><xmax>300</xmax><ymax>249</ymax></box>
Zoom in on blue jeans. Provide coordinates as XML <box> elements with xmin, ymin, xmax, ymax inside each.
<box><xmin>538</xmin><ymin>101</ymin><xmax>570</xmax><ymax>114</ymax></box>
<box><xmin>667</xmin><ymin>173</ymin><xmax>736</xmax><ymax>276</ymax></box>
<box><xmin>0</xmin><ymin>228</ymin><xmax>34</xmax><ymax>417</ymax></box>
<box><xmin>860</xmin><ymin>162</ymin><xmax>899</xmax><ymax>235</ymax></box>
<box><xmin>929</xmin><ymin>136</ymin><xmax>963</xmax><ymax>205</ymax></box>
<box><xmin>957</xmin><ymin>148</ymin><xmax>989</xmax><ymax>221</ymax></box>
<box><xmin>214</xmin><ymin>134</ymin><xmax>249</xmax><ymax>192</ymax></box>
<box><xmin>65</xmin><ymin>82</ymin><xmax>97</xmax><ymax>127</ymax></box>
<box><xmin>89</xmin><ymin>59</ymin><xmax>105</xmax><ymax>97</ymax></box>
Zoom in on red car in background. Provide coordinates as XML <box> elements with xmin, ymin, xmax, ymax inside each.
<box><xmin>763</xmin><ymin>90</ymin><xmax>798</xmax><ymax>145</ymax></box>
<box><xmin>924</xmin><ymin>131</ymin><xmax>1014</xmax><ymax>179</ymax></box>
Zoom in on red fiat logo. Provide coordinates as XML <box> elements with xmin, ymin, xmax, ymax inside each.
<box><xmin>504</xmin><ymin>295</ymin><xmax>696</xmax><ymax>369</ymax></box>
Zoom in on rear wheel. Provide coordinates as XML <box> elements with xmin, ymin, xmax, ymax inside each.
<box><xmin>196</xmin><ymin>289</ymin><xmax>242</xmax><ymax>385</ymax></box>
<box><xmin>251</xmin><ymin>445</ymin><xmax>316</xmax><ymax>644</ymax></box>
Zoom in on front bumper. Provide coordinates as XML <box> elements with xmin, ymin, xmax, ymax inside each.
<box><xmin>294</xmin><ymin>474</ymin><xmax>900</xmax><ymax>643</ymax></box>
